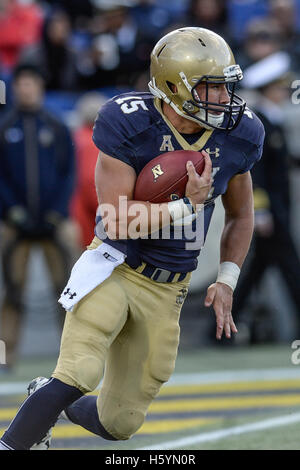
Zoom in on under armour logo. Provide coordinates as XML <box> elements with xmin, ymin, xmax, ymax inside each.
<box><xmin>205</xmin><ymin>147</ymin><xmax>220</xmax><ymax>158</ymax></box>
<box><xmin>64</xmin><ymin>288</ymin><xmax>77</xmax><ymax>300</ymax></box>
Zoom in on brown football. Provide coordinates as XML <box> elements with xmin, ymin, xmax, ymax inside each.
<box><xmin>134</xmin><ymin>150</ymin><xmax>205</xmax><ymax>203</ymax></box>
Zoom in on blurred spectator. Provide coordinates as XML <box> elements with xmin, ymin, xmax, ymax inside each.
<box><xmin>232</xmin><ymin>52</ymin><xmax>300</xmax><ymax>342</ymax></box>
<box><xmin>20</xmin><ymin>8</ymin><xmax>79</xmax><ymax>91</ymax></box>
<box><xmin>235</xmin><ymin>18</ymin><xmax>284</xmax><ymax>70</ymax></box>
<box><xmin>269</xmin><ymin>0</ymin><xmax>300</xmax><ymax>72</ymax></box>
<box><xmin>270</xmin><ymin>0</ymin><xmax>297</xmax><ymax>41</ymax></box>
<box><xmin>0</xmin><ymin>64</ymin><xmax>76</xmax><ymax>369</ymax></box>
<box><xmin>41</xmin><ymin>0</ymin><xmax>94</xmax><ymax>28</ymax></box>
<box><xmin>0</xmin><ymin>0</ymin><xmax>43</xmax><ymax>75</ymax></box>
<box><xmin>71</xmin><ymin>92</ymin><xmax>107</xmax><ymax>249</ymax></box>
<box><xmin>182</xmin><ymin>0</ymin><xmax>231</xmax><ymax>43</ymax></box>
<box><xmin>131</xmin><ymin>0</ymin><xmax>175</xmax><ymax>41</ymax></box>
<box><xmin>77</xmin><ymin>0</ymin><xmax>154</xmax><ymax>90</ymax></box>
<box><xmin>227</xmin><ymin>0</ymin><xmax>269</xmax><ymax>44</ymax></box>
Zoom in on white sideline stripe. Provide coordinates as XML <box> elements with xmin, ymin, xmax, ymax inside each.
<box><xmin>167</xmin><ymin>368</ymin><xmax>300</xmax><ymax>386</ymax></box>
<box><xmin>1</xmin><ymin>367</ymin><xmax>300</xmax><ymax>395</ymax></box>
<box><xmin>139</xmin><ymin>412</ymin><xmax>300</xmax><ymax>450</ymax></box>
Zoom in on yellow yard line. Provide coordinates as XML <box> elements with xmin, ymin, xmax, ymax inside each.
<box><xmin>149</xmin><ymin>394</ymin><xmax>300</xmax><ymax>413</ymax></box>
<box><xmin>7</xmin><ymin>379</ymin><xmax>300</xmax><ymax>406</ymax></box>
<box><xmin>136</xmin><ymin>417</ymin><xmax>218</xmax><ymax>434</ymax></box>
<box><xmin>158</xmin><ymin>379</ymin><xmax>300</xmax><ymax>396</ymax></box>
<box><xmin>85</xmin><ymin>379</ymin><xmax>300</xmax><ymax>397</ymax></box>
<box><xmin>2</xmin><ymin>392</ymin><xmax>300</xmax><ymax>423</ymax></box>
<box><xmin>0</xmin><ymin>408</ymin><xmax>18</xmax><ymax>421</ymax></box>
<box><xmin>10</xmin><ymin>379</ymin><xmax>300</xmax><ymax>403</ymax></box>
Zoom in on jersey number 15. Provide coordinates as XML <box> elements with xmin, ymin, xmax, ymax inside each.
<box><xmin>115</xmin><ymin>97</ymin><xmax>149</xmax><ymax>114</ymax></box>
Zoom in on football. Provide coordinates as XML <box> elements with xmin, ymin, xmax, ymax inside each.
<box><xmin>134</xmin><ymin>150</ymin><xmax>205</xmax><ymax>203</ymax></box>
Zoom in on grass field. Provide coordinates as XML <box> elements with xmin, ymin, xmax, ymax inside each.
<box><xmin>1</xmin><ymin>343</ymin><xmax>300</xmax><ymax>450</ymax></box>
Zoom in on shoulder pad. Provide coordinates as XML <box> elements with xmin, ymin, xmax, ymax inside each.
<box><xmin>92</xmin><ymin>92</ymin><xmax>158</xmax><ymax>167</ymax></box>
<box><xmin>230</xmin><ymin>107</ymin><xmax>265</xmax><ymax>147</ymax></box>
<box><xmin>98</xmin><ymin>92</ymin><xmax>157</xmax><ymax>139</ymax></box>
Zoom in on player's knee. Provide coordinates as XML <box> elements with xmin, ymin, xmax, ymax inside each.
<box><xmin>100</xmin><ymin>409</ymin><xmax>145</xmax><ymax>440</ymax></box>
<box><xmin>149</xmin><ymin>334</ymin><xmax>178</xmax><ymax>384</ymax></box>
<box><xmin>72</xmin><ymin>355</ymin><xmax>103</xmax><ymax>393</ymax></box>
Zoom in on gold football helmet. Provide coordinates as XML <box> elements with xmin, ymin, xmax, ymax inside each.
<box><xmin>149</xmin><ymin>27</ymin><xmax>246</xmax><ymax>131</ymax></box>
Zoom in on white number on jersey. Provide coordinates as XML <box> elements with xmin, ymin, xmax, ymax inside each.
<box><xmin>207</xmin><ymin>167</ymin><xmax>221</xmax><ymax>200</ymax></box>
<box><xmin>115</xmin><ymin>96</ymin><xmax>149</xmax><ymax>114</ymax></box>
<box><xmin>244</xmin><ymin>108</ymin><xmax>253</xmax><ymax>119</ymax></box>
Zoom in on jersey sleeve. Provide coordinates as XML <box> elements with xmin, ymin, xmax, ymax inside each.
<box><xmin>238</xmin><ymin>140</ymin><xmax>264</xmax><ymax>174</ymax></box>
<box><xmin>92</xmin><ymin>99</ymin><xmax>137</xmax><ymax>170</ymax></box>
<box><xmin>238</xmin><ymin>111</ymin><xmax>265</xmax><ymax>174</ymax></box>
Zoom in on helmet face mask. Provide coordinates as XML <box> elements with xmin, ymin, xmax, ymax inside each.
<box><xmin>149</xmin><ymin>27</ymin><xmax>246</xmax><ymax>132</ymax></box>
<box><xmin>186</xmin><ymin>71</ymin><xmax>246</xmax><ymax>131</ymax></box>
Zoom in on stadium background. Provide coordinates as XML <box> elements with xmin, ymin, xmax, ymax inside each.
<box><xmin>0</xmin><ymin>0</ymin><xmax>300</xmax><ymax>450</ymax></box>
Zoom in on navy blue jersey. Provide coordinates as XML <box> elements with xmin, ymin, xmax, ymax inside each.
<box><xmin>93</xmin><ymin>92</ymin><xmax>265</xmax><ymax>272</ymax></box>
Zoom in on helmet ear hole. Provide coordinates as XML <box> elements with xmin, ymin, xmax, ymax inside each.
<box><xmin>166</xmin><ymin>81</ymin><xmax>177</xmax><ymax>94</ymax></box>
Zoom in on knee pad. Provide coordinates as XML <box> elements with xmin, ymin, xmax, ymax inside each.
<box><xmin>100</xmin><ymin>408</ymin><xmax>145</xmax><ymax>441</ymax></box>
<box><xmin>54</xmin><ymin>355</ymin><xmax>104</xmax><ymax>394</ymax></box>
<box><xmin>74</xmin><ymin>355</ymin><xmax>104</xmax><ymax>393</ymax></box>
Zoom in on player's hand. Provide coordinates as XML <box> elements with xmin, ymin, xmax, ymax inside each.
<box><xmin>185</xmin><ymin>151</ymin><xmax>213</xmax><ymax>207</ymax></box>
<box><xmin>204</xmin><ymin>282</ymin><xmax>238</xmax><ymax>340</ymax></box>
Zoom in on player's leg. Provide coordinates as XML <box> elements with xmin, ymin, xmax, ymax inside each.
<box><xmin>53</xmin><ymin>266</ymin><xmax>190</xmax><ymax>441</ymax></box>
<box><xmin>0</xmin><ymin>270</ymin><xmax>129</xmax><ymax>449</ymax></box>
<box><xmin>0</xmin><ymin>377</ymin><xmax>83</xmax><ymax>450</ymax></box>
<box><xmin>93</xmin><ymin>266</ymin><xmax>190</xmax><ymax>440</ymax></box>
<box><xmin>61</xmin><ymin>395</ymin><xmax>118</xmax><ymax>440</ymax></box>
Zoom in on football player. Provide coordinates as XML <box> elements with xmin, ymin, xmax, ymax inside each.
<box><xmin>0</xmin><ymin>27</ymin><xmax>264</xmax><ymax>450</ymax></box>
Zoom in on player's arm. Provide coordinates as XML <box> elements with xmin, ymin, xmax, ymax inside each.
<box><xmin>220</xmin><ymin>170</ymin><xmax>254</xmax><ymax>267</ymax></box>
<box><xmin>95</xmin><ymin>151</ymin><xmax>170</xmax><ymax>238</ymax></box>
<box><xmin>205</xmin><ymin>171</ymin><xmax>254</xmax><ymax>340</ymax></box>
<box><xmin>95</xmin><ymin>150</ymin><xmax>212</xmax><ymax>239</ymax></box>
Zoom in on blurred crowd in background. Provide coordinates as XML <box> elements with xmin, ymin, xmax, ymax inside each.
<box><xmin>0</xmin><ymin>0</ymin><xmax>300</xmax><ymax>368</ymax></box>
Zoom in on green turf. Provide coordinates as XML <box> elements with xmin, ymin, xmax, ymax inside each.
<box><xmin>0</xmin><ymin>343</ymin><xmax>295</xmax><ymax>383</ymax></box>
<box><xmin>86</xmin><ymin>408</ymin><xmax>300</xmax><ymax>451</ymax></box>
<box><xmin>0</xmin><ymin>357</ymin><xmax>57</xmax><ymax>382</ymax></box>
<box><xmin>192</xmin><ymin>418</ymin><xmax>300</xmax><ymax>450</ymax></box>
<box><xmin>66</xmin><ymin>409</ymin><xmax>300</xmax><ymax>450</ymax></box>
<box><xmin>174</xmin><ymin>344</ymin><xmax>295</xmax><ymax>373</ymax></box>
